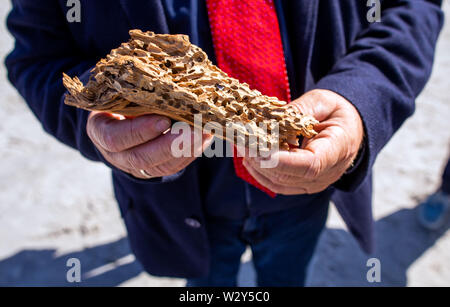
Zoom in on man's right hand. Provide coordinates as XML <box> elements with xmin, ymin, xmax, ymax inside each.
<box><xmin>87</xmin><ymin>112</ymin><xmax>212</xmax><ymax>179</ymax></box>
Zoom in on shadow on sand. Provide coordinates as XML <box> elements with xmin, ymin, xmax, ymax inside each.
<box><xmin>0</xmin><ymin>237</ymin><xmax>142</xmax><ymax>286</ymax></box>
<box><xmin>238</xmin><ymin>203</ymin><xmax>450</xmax><ymax>286</ymax></box>
<box><xmin>306</xmin><ymin>203</ymin><xmax>450</xmax><ymax>286</ymax></box>
<box><xmin>0</xmin><ymin>204</ymin><xmax>448</xmax><ymax>286</ymax></box>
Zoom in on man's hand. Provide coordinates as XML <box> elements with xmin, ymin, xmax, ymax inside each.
<box><xmin>243</xmin><ymin>89</ymin><xmax>364</xmax><ymax>195</ymax></box>
<box><xmin>87</xmin><ymin>112</ymin><xmax>212</xmax><ymax>179</ymax></box>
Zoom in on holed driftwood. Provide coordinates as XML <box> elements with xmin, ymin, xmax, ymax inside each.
<box><xmin>63</xmin><ymin>30</ymin><xmax>318</xmax><ymax>151</ymax></box>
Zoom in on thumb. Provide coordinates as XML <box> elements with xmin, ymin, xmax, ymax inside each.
<box><xmin>295</xmin><ymin>134</ymin><xmax>339</xmax><ymax>175</ymax></box>
<box><xmin>288</xmin><ymin>90</ymin><xmax>337</xmax><ymax>122</ymax></box>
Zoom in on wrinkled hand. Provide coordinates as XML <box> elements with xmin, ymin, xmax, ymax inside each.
<box><xmin>87</xmin><ymin>112</ymin><xmax>212</xmax><ymax>179</ymax></box>
<box><xmin>243</xmin><ymin>89</ymin><xmax>364</xmax><ymax>195</ymax></box>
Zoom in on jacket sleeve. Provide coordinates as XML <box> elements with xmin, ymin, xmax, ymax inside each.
<box><xmin>314</xmin><ymin>0</ymin><xmax>444</xmax><ymax>191</ymax></box>
<box><xmin>5</xmin><ymin>0</ymin><xmax>101</xmax><ymax>162</ymax></box>
<box><xmin>5</xmin><ymin>0</ymin><xmax>184</xmax><ymax>184</ymax></box>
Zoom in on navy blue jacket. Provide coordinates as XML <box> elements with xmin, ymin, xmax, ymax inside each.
<box><xmin>5</xmin><ymin>0</ymin><xmax>444</xmax><ymax>277</ymax></box>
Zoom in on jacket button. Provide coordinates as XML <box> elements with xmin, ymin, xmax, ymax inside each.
<box><xmin>184</xmin><ymin>218</ymin><xmax>201</xmax><ymax>228</ymax></box>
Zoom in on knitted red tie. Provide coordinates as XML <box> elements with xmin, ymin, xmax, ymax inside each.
<box><xmin>206</xmin><ymin>0</ymin><xmax>291</xmax><ymax>197</ymax></box>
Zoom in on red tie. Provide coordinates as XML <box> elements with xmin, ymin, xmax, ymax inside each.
<box><xmin>206</xmin><ymin>0</ymin><xmax>291</xmax><ymax>197</ymax></box>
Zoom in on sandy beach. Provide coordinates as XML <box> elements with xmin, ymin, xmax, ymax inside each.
<box><xmin>0</xmin><ymin>2</ymin><xmax>449</xmax><ymax>286</ymax></box>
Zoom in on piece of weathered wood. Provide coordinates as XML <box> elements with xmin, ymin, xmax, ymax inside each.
<box><xmin>63</xmin><ymin>30</ymin><xmax>318</xmax><ymax>151</ymax></box>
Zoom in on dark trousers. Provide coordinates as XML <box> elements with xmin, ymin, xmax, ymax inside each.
<box><xmin>442</xmin><ymin>159</ymin><xmax>450</xmax><ymax>195</ymax></box>
<box><xmin>187</xmin><ymin>199</ymin><xmax>329</xmax><ymax>287</ymax></box>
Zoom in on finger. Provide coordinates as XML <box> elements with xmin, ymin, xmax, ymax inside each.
<box><xmin>88</xmin><ymin>112</ymin><xmax>172</xmax><ymax>153</ymax></box>
<box><xmin>100</xmin><ymin>150</ymin><xmax>146</xmax><ymax>179</ymax></box>
<box><xmin>107</xmin><ymin>131</ymin><xmax>180</xmax><ymax>170</ymax></box>
<box><xmin>246</xmin><ymin>150</ymin><xmax>316</xmax><ymax>178</ymax></box>
<box><xmin>139</xmin><ymin>133</ymin><xmax>213</xmax><ymax>176</ymax></box>
<box><xmin>288</xmin><ymin>133</ymin><xmax>342</xmax><ymax>178</ymax></box>
<box><xmin>244</xmin><ymin>157</ymin><xmax>299</xmax><ymax>185</ymax></box>
<box><xmin>145</xmin><ymin>156</ymin><xmax>197</xmax><ymax>177</ymax></box>
<box><xmin>243</xmin><ymin>160</ymin><xmax>307</xmax><ymax>195</ymax></box>
<box><xmin>246</xmin><ymin>151</ymin><xmax>344</xmax><ymax>188</ymax></box>
<box><xmin>97</xmin><ymin>135</ymin><xmax>198</xmax><ymax>179</ymax></box>
<box><xmin>288</xmin><ymin>90</ymin><xmax>337</xmax><ymax>122</ymax></box>
<box><xmin>109</xmin><ymin>129</ymin><xmax>212</xmax><ymax>171</ymax></box>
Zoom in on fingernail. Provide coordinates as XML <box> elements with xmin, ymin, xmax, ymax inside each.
<box><xmin>156</xmin><ymin>119</ymin><xmax>171</xmax><ymax>132</ymax></box>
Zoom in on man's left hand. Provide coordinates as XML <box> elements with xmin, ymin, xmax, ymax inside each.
<box><xmin>243</xmin><ymin>89</ymin><xmax>364</xmax><ymax>195</ymax></box>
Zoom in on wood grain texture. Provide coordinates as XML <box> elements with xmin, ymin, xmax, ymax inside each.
<box><xmin>63</xmin><ymin>30</ymin><xmax>318</xmax><ymax>151</ymax></box>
